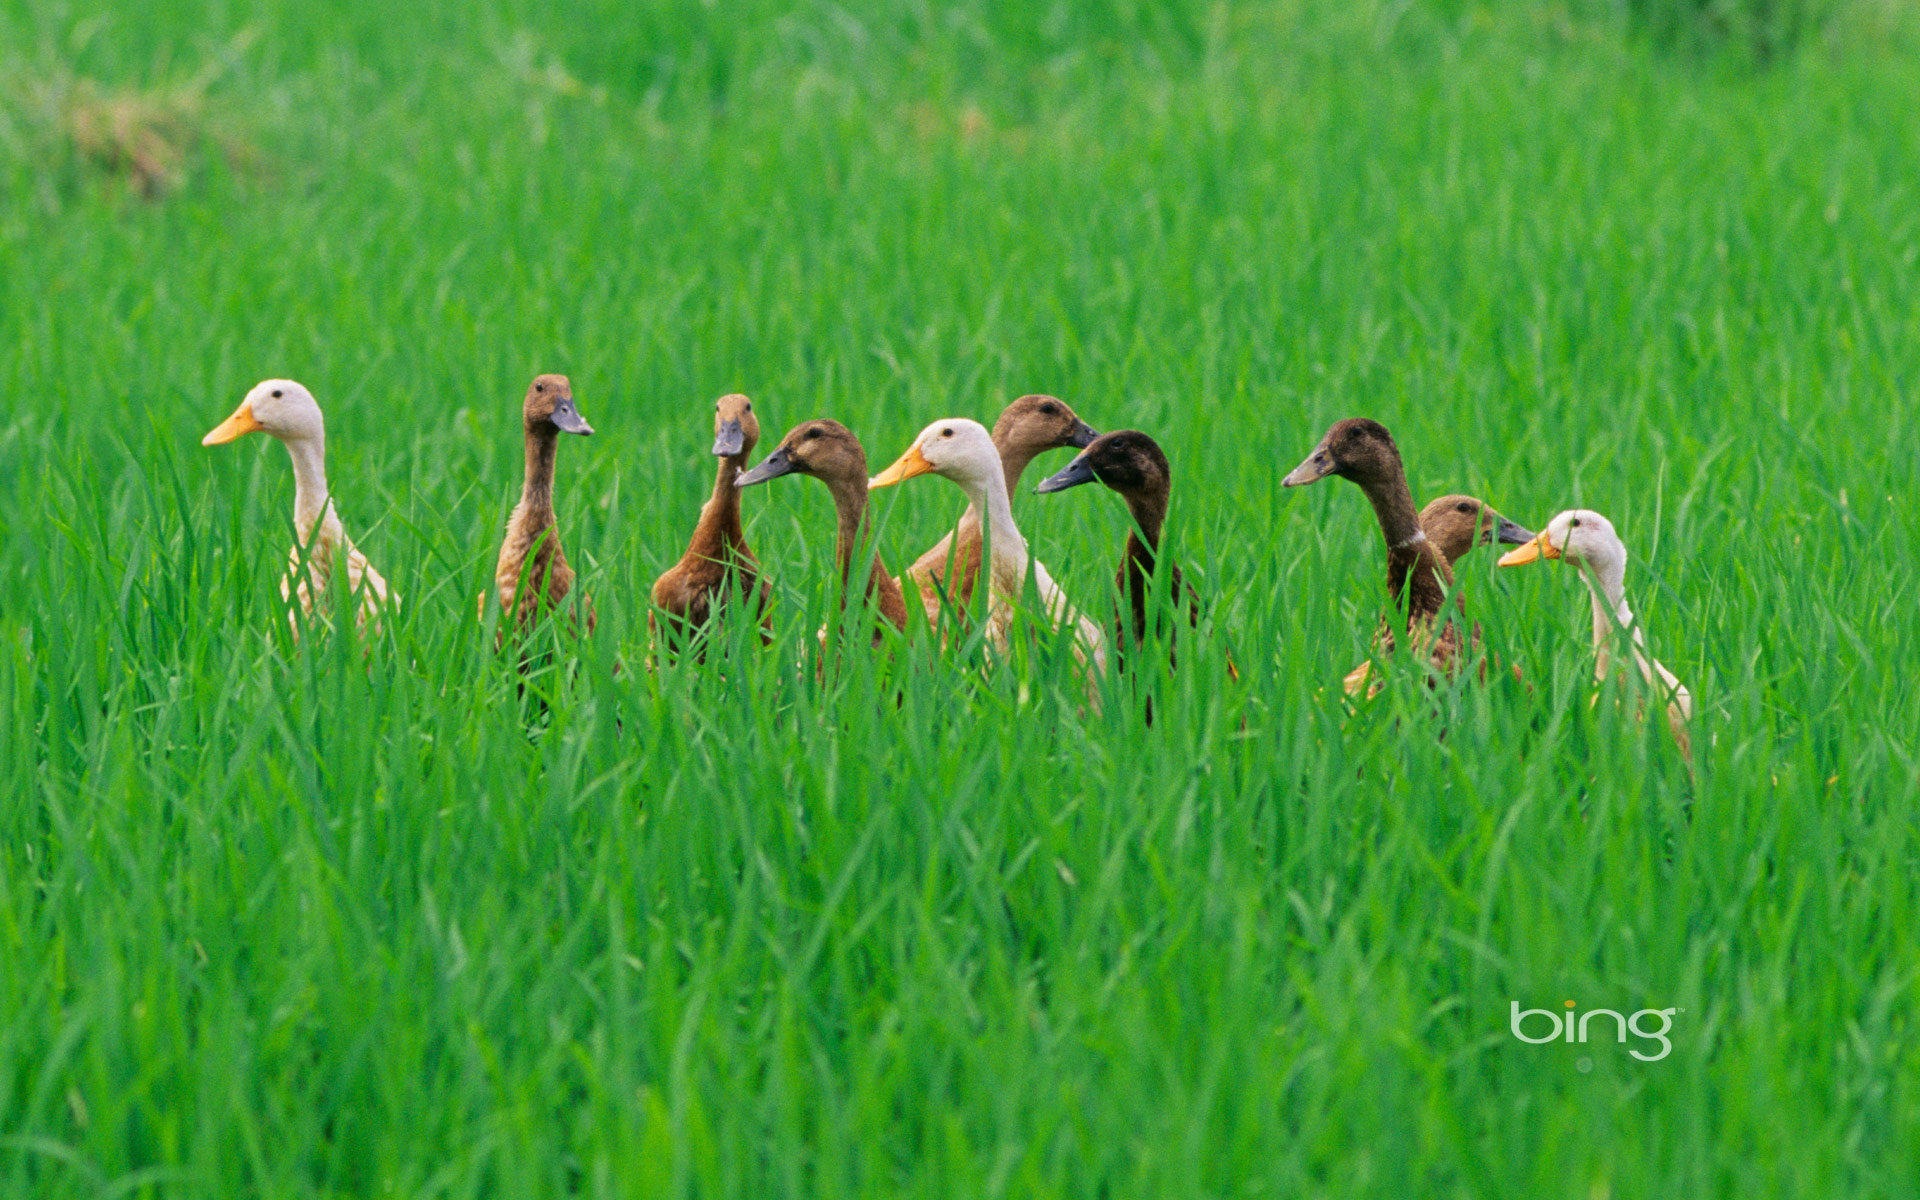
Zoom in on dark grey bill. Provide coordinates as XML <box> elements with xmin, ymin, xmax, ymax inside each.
<box><xmin>712</xmin><ymin>418</ymin><xmax>745</xmax><ymax>458</ymax></box>
<box><xmin>1035</xmin><ymin>455</ymin><xmax>1098</xmax><ymax>494</ymax></box>
<box><xmin>549</xmin><ymin>398</ymin><xmax>594</xmax><ymax>436</ymax></box>
<box><xmin>1067</xmin><ymin>419</ymin><xmax>1100</xmax><ymax>449</ymax></box>
<box><xmin>735</xmin><ymin>448</ymin><xmax>795</xmax><ymax>488</ymax></box>
<box><xmin>1496</xmin><ymin>516</ymin><xmax>1535</xmax><ymax>546</ymax></box>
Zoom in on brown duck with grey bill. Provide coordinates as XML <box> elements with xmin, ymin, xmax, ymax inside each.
<box><xmin>904</xmin><ymin>394</ymin><xmax>1096</xmax><ymax>627</ymax></box>
<box><xmin>737</xmin><ymin>419</ymin><xmax>909</xmax><ymax>641</ymax></box>
<box><xmin>1036</xmin><ymin>430</ymin><xmax>1231</xmax><ymax>677</ymax></box>
<box><xmin>495</xmin><ymin>373</ymin><xmax>594</xmax><ymax>633</ymax></box>
<box><xmin>651</xmin><ymin>393</ymin><xmax>773</xmax><ymax>652</ymax></box>
<box><xmin>1283</xmin><ymin>418</ymin><xmax>1485</xmax><ymax>680</ymax></box>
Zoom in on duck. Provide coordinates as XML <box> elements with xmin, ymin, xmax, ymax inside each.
<box><xmin>1282</xmin><ymin>417</ymin><xmax>1473</xmax><ymax>681</ymax></box>
<box><xmin>202</xmin><ymin>378</ymin><xmax>392</xmax><ymax>637</ymax></box>
<box><xmin>903</xmin><ymin>394</ymin><xmax>1097</xmax><ymax>626</ymax></box>
<box><xmin>650</xmin><ymin>393</ymin><xmax>773</xmax><ymax>651</ymax></box>
<box><xmin>1341</xmin><ymin>493</ymin><xmax>1536</xmax><ymax>695</ymax></box>
<box><xmin>735</xmin><ymin>419</ymin><xmax>909</xmax><ymax>640</ymax></box>
<box><xmin>1033</xmin><ymin>430</ymin><xmax>1218</xmax><ymax>673</ymax></box>
<box><xmin>1498</xmin><ymin>509</ymin><xmax>1694</xmax><ymax>758</ymax></box>
<box><xmin>494</xmin><ymin>373</ymin><xmax>594</xmax><ymax>633</ymax></box>
<box><xmin>871</xmin><ymin>418</ymin><xmax>1107</xmax><ymax>674</ymax></box>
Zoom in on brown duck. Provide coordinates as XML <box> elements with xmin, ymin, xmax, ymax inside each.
<box><xmin>1341</xmin><ymin>493</ymin><xmax>1535</xmax><ymax>695</ymax></box>
<box><xmin>494</xmin><ymin>373</ymin><xmax>594</xmax><ymax>632</ymax></box>
<box><xmin>1283</xmin><ymin>418</ymin><xmax>1492</xmax><ymax>682</ymax></box>
<box><xmin>1035</xmin><ymin>430</ymin><xmax>1221</xmax><ymax>674</ymax></box>
<box><xmin>737</xmin><ymin>419</ymin><xmax>908</xmax><ymax>639</ymax></box>
<box><xmin>903</xmin><ymin>394</ymin><xmax>1096</xmax><ymax>625</ymax></box>
<box><xmin>650</xmin><ymin>393</ymin><xmax>773</xmax><ymax>649</ymax></box>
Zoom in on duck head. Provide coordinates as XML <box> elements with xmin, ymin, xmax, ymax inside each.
<box><xmin>1498</xmin><ymin>509</ymin><xmax>1623</xmax><ymax>572</ymax></box>
<box><xmin>1421</xmin><ymin>494</ymin><xmax>1534</xmax><ymax>562</ymax></box>
<box><xmin>203</xmin><ymin>379</ymin><xmax>325</xmax><ymax>446</ymax></box>
<box><xmin>1035</xmin><ymin>430</ymin><xmax>1169</xmax><ymax>496</ymax></box>
<box><xmin>711</xmin><ymin>392</ymin><xmax>759</xmax><ymax>458</ymax></box>
<box><xmin>1282</xmin><ymin>418</ymin><xmax>1400</xmax><ymax>488</ymax></box>
<box><xmin>869</xmin><ymin>419</ymin><xmax>1000</xmax><ymax>491</ymax></box>
<box><xmin>524</xmin><ymin>373</ymin><xmax>593</xmax><ymax>436</ymax></box>
<box><xmin>737</xmin><ymin>419</ymin><xmax>865</xmax><ymax>488</ymax></box>
<box><xmin>994</xmin><ymin>394</ymin><xmax>1098</xmax><ymax>456</ymax></box>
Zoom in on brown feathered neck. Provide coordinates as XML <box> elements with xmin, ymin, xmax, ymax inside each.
<box><xmin>690</xmin><ymin>449</ymin><xmax>750</xmax><ymax>557</ymax></box>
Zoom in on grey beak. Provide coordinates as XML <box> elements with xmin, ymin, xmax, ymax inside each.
<box><xmin>735</xmin><ymin>447</ymin><xmax>795</xmax><ymax>488</ymax></box>
<box><xmin>1496</xmin><ymin>516</ymin><xmax>1535</xmax><ymax>546</ymax></box>
<box><xmin>1282</xmin><ymin>442</ymin><xmax>1334</xmax><ymax>487</ymax></box>
<box><xmin>549</xmin><ymin>398</ymin><xmax>593</xmax><ymax>436</ymax></box>
<box><xmin>1035</xmin><ymin>455</ymin><xmax>1098</xmax><ymax>494</ymax></box>
<box><xmin>1067</xmin><ymin>419</ymin><xmax>1099</xmax><ymax>449</ymax></box>
<box><xmin>712</xmin><ymin>418</ymin><xmax>746</xmax><ymax>458</ymax></box>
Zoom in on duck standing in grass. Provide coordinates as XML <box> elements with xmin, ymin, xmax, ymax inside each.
<box><xmin>651</xmin><ymin>393</ymin><xmax>772</xmax><ymax>651</ymax></box>
<box><xmin>904</xmin><ymin>394</ymin><xmax>1097</xmax><ymax>626</ymax></box>
<box><xmin>1282</xmin><ymin>418</ymin><xmax>1474</xmax><ymax>681</ymax></box>
<box><xmin>1340</xmin><ymin>493</ymin><xmax>1536</xmax><ymax>695</ymax></box>
<box><xmin>494</xmin><ymin>373</ymin><xmax>594</xmax><ymax>634</ymax></box>
<box><xmin>1499</xmin><ymin>509</ymin><xmax>1694</xmax><ymax>758</ymax></box>
<box><xmin>736</xmin><ymin>419</ymin><xmax>908</xmax><ymax>640</ymax></box>
<box><xmin>202</xmin><ymin>378</ymin><xmax>392</xmax><ymax>637</ymax></box>
<box><xmin>1034</xmin><ymin>430</ymin><xmax>1226</xmax><ymax>675</ymax></box>
<box><xmin>871</xmin><ymin>418</ymin><xmax>1107</xmax><ymax>675</ymax></box>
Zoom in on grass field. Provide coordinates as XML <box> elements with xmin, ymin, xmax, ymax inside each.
<box><xmin>3</xmin><ymin>0</ymin><xmax>1918</xmax><ymax>1195</ymax></box>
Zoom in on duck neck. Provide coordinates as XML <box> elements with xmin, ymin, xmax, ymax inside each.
<box><xmin>696</xmin><ymin>451</ymin><xmax>747</xmax><ymax>551</ymax></box>
<box><xmin>283</xmin><ymin>434</ymin><xmax>334</xmax><ymax>538</ymax></box>
<box><xmin>969</xmin><ymin>468</ymin><xmax>1026</xmax><ymax>567</ymax></box>
<box><xmin>1580</xmin><ymin>556</ymin><xmax>1633</xmax><ymax>653</ymax></box>
<box><xmin>1364</xmin><ymin>469</ymin><xmax>1450</xmax><ymax>622</ymax></box>
<box><xmin>519</xmin><ymin>426</ymin><xmax>560</xmax><ymax>529</ymax></box>
<box><xmin>826</xmin><ymin>475</ymin><xmax>871</xmax><ymax>592</ymax></box>
<box><xmin>1123</xmin><ymin>485</ymin><xmax>1167</xmax><ymax>555</ymax></box>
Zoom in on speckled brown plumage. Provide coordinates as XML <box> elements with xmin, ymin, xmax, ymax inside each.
<box><xmin>650</xmin><ymin>393</ymin><xmax>772</xmax><ymax>652</ymax></box>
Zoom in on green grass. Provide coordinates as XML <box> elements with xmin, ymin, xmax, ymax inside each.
<box><xmin>3</xmin><ymin>0</ymin><xmax>1918</xmax><ymax>1195</ymax></box>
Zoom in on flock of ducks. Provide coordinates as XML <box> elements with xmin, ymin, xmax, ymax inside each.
<box><xmin>201</xmin><ymin>378</ymin><xmax>1695</xmax><ymax>753</ymax></box>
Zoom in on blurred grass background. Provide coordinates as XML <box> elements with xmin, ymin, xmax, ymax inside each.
<box><xmin>2</xmin><ymin>0</ymin><xmax>1917</xmax><ymax>1196</ymax></box>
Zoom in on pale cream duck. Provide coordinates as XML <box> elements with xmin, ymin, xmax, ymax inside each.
<box><xmin>1499</xmin><ymin>509</ymin><xmax>1694</xmax><ymax>758</ymax></box>
<box><xmin>871</xmin><ymin>418</ymin><xmax>1107</xmax><ymax>674</ymax></box>
<box><xmin>202</xmin><ymin>379</ymin><xmax>392</xmax><ymax>637</ymax></box>
<box><xmin>903</xmin><ymin>394</ymin><xmax>1096</xmax><ymax>626</ymax></box>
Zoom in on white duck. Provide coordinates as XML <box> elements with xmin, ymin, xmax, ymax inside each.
<box><xmin>203</xmin><ymin>379</ymin><xmax>393</xmax><ymax>636</ymax></box>
<box><xmin>870</xmin><ymin>419</ymin><xmax>1107</xmax><ymax>675</ymax></box>
<box><xmin>1499</xmin><ymin>509</ymin><xmax>1692</xmax><ymax>758</ymax></box>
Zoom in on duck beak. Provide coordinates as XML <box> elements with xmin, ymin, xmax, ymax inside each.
<box><xmin>1035</xmin><ymin>454</ymin><xmax>1097</xmax><ymax>494</ymax></box>
<box><xmin>549</xmin><ymin>397</ymin><xmax>594</xmax><ymax>436</ymax></box>
<box><xmin>868</xmin><ymin>443</ymin><xmax>933</xmax><ymax>489</ymax></box>
<box><xmin>1282</xmin><ymin>441</ymin><xmax>1334</xmax><ymax>487</ymax></box>
<box><xmin>202</xmin><ymin>402</ymin><xmax>264</xmax><ymax>446</ymax></box>
<box><xmin>1067</xmin><ymin>419</ymin><xmax>1099</xmax><ymax>449</ymax></box>
<box><xmin>1498</xmin><ymin>530</ymin><xmax>1560</xmax><ymax>567</ymax></box>
<box><xmin>735</xmin><ymin>447</ymin><xmax>794</xmax><ymax>488</ymax></box>
<box><xmin>712</xmin><ymin>418</ymin><xmax>745</xmax><ymax>457</ymax></box>
<box><xmin>1495</xmin><ymin>516</ymin><xmax>1535</xmax><ymax>547</ymax></box>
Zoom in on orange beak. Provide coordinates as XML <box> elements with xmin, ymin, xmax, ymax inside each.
<box><xmin>1497</xmin><ymin>530</ymin><xmax>1561</xmax><ymax>567</ymax></box>
<box><xmin>868</xmin><ymin>443</ymin><xmax>934</xmax><ymax>489</ymax></box>
<box><xmin>202</xmin><ymin>402</ymin><xmax>266</xmax><ymax>446</ymax></box>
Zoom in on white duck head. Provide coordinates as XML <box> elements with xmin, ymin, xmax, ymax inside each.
<box><xmin>203</xmin><ymin>379</ymin><xmax>326</xmax><ymax>446</ymax></box>
<box><xmin>1498</xmin><ymin>509</ymin><xmax>1625</xmax><ymax>583</ymax></box>
<box><xmin>868</xmin><ymin>418</ymin><xmax>1003</xmax><ymax>493</ymax></box>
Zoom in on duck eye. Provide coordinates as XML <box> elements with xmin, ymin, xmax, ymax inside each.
<box><xmin>940</xmin><ymin>428</ymin><xmax>953</xmax><ymax>438</ymax></box>
<box><xmin>1570</xmin><ymin>518</ymin><xmax>1581</xmax><ymax>528</ymax></box>
<box><xmin>1041</xmin><ymin>403</ymin><xmax>1058</xmax><ymax>415</ymax></box>
<box><xmin>1457</xmin><ymin>502</ymin><xmax>1471</xmax><ymax>513</ymax></box>
<box><xmin>804</xmin><ymin>428</ymin><xmax>819</xmax><ymax>440</ymax></box>
<box><xmin>271</xmin><ymin>389</ymin><xmax>283</xmax><ymax>399</ymax></box>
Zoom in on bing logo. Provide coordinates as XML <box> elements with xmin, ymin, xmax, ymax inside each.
<box><xmin>1510</xmin><ymin>999</ymin><xmax>1677</xmax><ymax>1062</ymax></box>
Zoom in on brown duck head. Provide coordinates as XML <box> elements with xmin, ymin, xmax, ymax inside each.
<box><xmin>1281</xmin><ymin>417</ymin><xmax>1400</xmax><ymax>489</ymax></box>
<box><xmin>992</xmin><ymin>394</ymin><xmax>1098</xmax><ymax>460</ymax></box>
<box><xmin>711</xmin><ymin>393</ymin><xmax>760</xmax><ymax>458</ymax></box>
<box><xmin>525</xmin><ymin>374</ymin><xmax>593</xmax><ymax>436</ymax></box>
<box><xmin>735</xmin><ymin>419</ymin><xmax>867</xmax><ymax>489</ymax></box>
<box><xmin>1420</xmin><ymin>494</ymin><xmax>1534</xmax><ymax>564</ymax></box>
<box><xmin>1034</xmin><ymin>429</ymin><xmax>1169</xmax><ymax>500</ymax></box>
